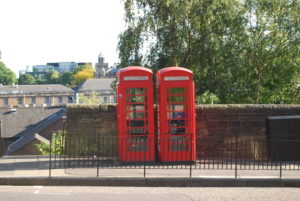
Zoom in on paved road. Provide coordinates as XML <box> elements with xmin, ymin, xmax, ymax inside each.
<box><xmin>0</xmin><ymin>186</ymin><xmax>300</xmax><ymax>201</ymax></box>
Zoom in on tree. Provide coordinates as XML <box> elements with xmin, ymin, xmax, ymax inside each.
<box><xmin>18</xmin><ymin>73</ymin><xmax>35</xmax><ymax>85</ymax></box>
<box><xmin>118</xmin><ymin>0</ymin><xmax>300</xmax><ymax>104</ymax></box>
<box><xmin>73</xmin><ymin>63</ymin><xmax>93</xmax><ymax>74</ymax></box>
<box><xmin>61</xmin><ymin>72</ymin><xmax>74</xmax><ymax>87</ymax></box>
<box><xmin>0</xmin><ymin>61</ymin><xmax>17</xmax><ymax>85</ymax></box>
<box><xmin>224</xmin><ymin>0</ymin><xmax>300</xmax><ymax>104</ymax></box>
<box><xmin>71</xmin><ymin>67</ymin><xmax>94</xmax><ymax>87</ymax></box>
<box><xmin>44</xmin><ymin>69</ymin><xmax>62</xmax><ymax>84</ymax></box>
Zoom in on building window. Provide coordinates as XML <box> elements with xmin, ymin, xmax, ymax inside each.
<box><xmin>45</xmin><ymin>97</ymin><xmax>50</xmax><ymax>104</ymax></box>
<box><xmin>4</xmin><ymin>98</ymin><xmax>9</xmax><ymax>106</ymax></box>
<box><xmin>18</xmin><ymin>97</ymin><xmax>23</xmax><ymax>105</ymax></box>
<box><xmin>32</xmin><ymin>97</ymin><xmax>36</xmax><ymax>104</ymax></box>
<box><xmin>68</xmin><ymin>96</ymin><xmax>73</xmax><ymax>103</ymax></box>
<box><xmin>104</xmin><ymin>96</ymin><xmax>108</xmax><ymax>103</ymax></box>
<box><xmin>59</xmin><ymin>97</ymin><xmax>63</xmax><ymax>104</ymax></box>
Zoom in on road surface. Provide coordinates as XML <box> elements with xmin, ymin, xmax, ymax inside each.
<box><xmin>0</xmin><ymin>186</ymin><xmax>300</xmax><ymax>201</ymax></box>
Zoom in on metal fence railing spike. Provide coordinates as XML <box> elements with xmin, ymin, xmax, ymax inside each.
<box><xmin>48</xmin><ymin>131</ymin><xmax>300</xmax><ymax>178</ymax></box>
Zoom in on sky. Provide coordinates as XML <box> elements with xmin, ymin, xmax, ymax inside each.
<box><xmin>0</xmin><ymin>0</ymin><xmax>125</xmax><ymax>76</ymax></box>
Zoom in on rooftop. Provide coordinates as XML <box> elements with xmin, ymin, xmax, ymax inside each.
<box><xmin>0</xmin><ymin>106</ymin><xmax>65</xmax><ymax>138</ymax></box>
<box><xmin>0</xmin><ymin>84</ymin><xmax>74</xmax><ymax>95</ymax></box>
<box><xmin>75</xmin><ymin>78</ymin><xmax>115</xmax><ymax>92</ymax></box>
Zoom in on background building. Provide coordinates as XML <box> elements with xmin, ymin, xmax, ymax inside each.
<box><xmin>19</xmin><ymin>62</ymin><xmax>94</xmax><ymax>79</ymax></box>
<box><xmin>0</xmin><ymin>106</ymin><xmax>66</xmax><ymax>155</ymax></box>
<box><xmin>47</xmin><ymin>62</ymin><xmax>77</xmax><ymax>73</ymax></box>
<box><xmin>0</xmin><ymin>84</ymin><xmax>74</xmax><ymax>107</ymax></box>
<box><xmin>95</xmin><ymin>53</ymin><xmax>109</xmax><ymax>78</ymax></box>
<box><xmin>74</xmin><ymin>78</ymin><xmax>116</xmax><ymax>104</ymax></box>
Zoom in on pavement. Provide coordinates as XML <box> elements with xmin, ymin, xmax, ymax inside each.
<box><xmin>1</xmin><ymin>155</ymin><xmax>300</xmax><ymax>187</ymax></box>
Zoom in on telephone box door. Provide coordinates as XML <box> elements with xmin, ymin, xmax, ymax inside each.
<box><xmin>156</xmin><ymin>67</ymin><xmax>196</xmax><ymax>162</ymax></box>
<box><xmin>117</xmin><ymin>66</ymin><xmax>155</xmax><ymax>162</ymax></box>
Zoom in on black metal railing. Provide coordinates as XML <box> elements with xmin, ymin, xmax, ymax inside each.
<box><xmin>0</xmin><ymin>138</ymin><xmax>7</xmax><ymax>157</ymax></box>
<box><xmin>49</xmin><ymin>132</ymin><xmax>300</xmax><ymax>178</ymax></box>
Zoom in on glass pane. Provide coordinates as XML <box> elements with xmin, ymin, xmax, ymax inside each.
<box><xmin>168</xmin><ymin>120</ymin><xmax>185</xmax><ymax>127</ymax></box>
<box><xmin>128</xmin><ymin>143</ymin><xmax>148</xmax><ymax>152</ymax></box>
<box><xmin>170</xmin><ymin>136</ymin><xmax>186</xmax><ymax>143</ymax></box>
<box><xmin>127</xmin><ymin>112</ymin><xmax>145</xmax><ymax>119</ymax></box>
<box><xmin>128</xmin><ymin>128</ymin><xmax>148</xmax><ymax>135</ymax></box>
<box><xmin>168</xmin><ymin>104</ymin><xmax>184</xmax><ymax>111</ymax></box>
<box><xmin>126</xmin><ymin>88</ymin><xmax>145</xmax><ymax>95</ymax></box>
<box><xmin>128</xmin><ymin>136</ymin><xmax>148</xmax><ymax>143</ymax></box>
<box><xmin>169</xmin><ymin>127</ymin><xmax>185</xmax><ymax>134</ymax></box>
<box><xmin>129</xmin><ymin>120</ymin><xmax>145</xmax><ymax>127</ymax></box>
<box><xmin>126</xmin><ymin>96</ymin><xmax>145</xmax><ymax>103</ymax></box>
<box><xmin>169</xmin><ymin>96</ymin><xmax>184</xmax><ymax>103</ymax></box>
<box><xmin>168</xmin><ymin>136</ymin><xmax>188</xmax><ymax>151</ymax></box>
<box><xmin>168</xmin><ymin>112</ymin><xmax>186</xmax><ymax>119</ymax></box>
<box><xmin>127</xmin><ymin>105</ymin><xmax>145</xmax><ymax>111</ymax></box>
<box><xmin>169</xmin><ymin>88</ymin><xmax>185</xmax><ymax>95</ymax></box>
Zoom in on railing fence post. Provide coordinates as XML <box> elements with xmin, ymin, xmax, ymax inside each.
<box><xmin>235</xmin><ymin>134</ymin><xmax>238</xmax><ymax>179</ymax></box>
<box><xmin>49</xmin><ymin>134</ymin><xmax>52</xmax><ymax>178</ymax></box>
<box><xmin>96</xmin><ymin>133</ymin><xmax>100</xmax><ymax>177</ymax></box>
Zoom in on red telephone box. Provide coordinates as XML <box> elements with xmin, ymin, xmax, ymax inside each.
<box><xmin>117</xmin><ymin>66</ymin><xmax>155</xmax><ymax>162</ymax></box>
<box><xmin>156</xmin><ymin>67</ymin><xmax>196</xmax><ymax>162</ymax></box>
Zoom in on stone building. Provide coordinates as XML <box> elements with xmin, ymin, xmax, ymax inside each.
<box><xmin>74</xmin><ymin>78</ymin><xmax>116</xmax><ymax>104</ymax></box>
<box><xmin>0</xmin><ymin>84</ymin><xmax>74</xmax><ymax>108</ymax></box>
<box><xmin>95</xmin><ymin>53</ymin><xmax>109</xmax><ymax>78</ymax></box>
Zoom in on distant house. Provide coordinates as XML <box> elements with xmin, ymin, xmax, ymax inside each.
<box><xmin>0</xmin><ymin>84</ymin><xmax>74</xmax><ymax>108</ymax></box>
<box><xmin>0</xmin><ymin>106</ymin><xmax>66</xmax><ymax>155</ymax></box>
<box><xmin>74</xmin><ymin>78</ymin><xmax>116</xmax><ymax>104</ymax></box>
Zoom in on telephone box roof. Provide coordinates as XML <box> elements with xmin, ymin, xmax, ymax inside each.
<box><xmin>156</xmin><ymin>67</ymin><xmax>193</xmax><ymax>77</ymax></box>
<box><xmin>156</xmin><ymin>66</ymin><xmax>192</xmax><ymax>75</ymax></box>
<box><xmin>117</xmin><ymin>66</ymin><xmax>152</xmax><ymax>76</ymax></box>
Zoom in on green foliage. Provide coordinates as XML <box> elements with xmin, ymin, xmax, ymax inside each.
<box><xmin>196</xmin><ymin>91</ymin><xmax>220</xmax><ymax>104</ymax></box>
<box><xmin>118</xmin><ymin>0</ymin><xmax>300</xmax><ymax>104</ymax></box>
<box><xmin>71</xmin><ymin>67</ymin><xmax>94</xmax><ymax>87</ymax></box>
<box><xmin>18</xmin><ymin>73</ymin><xmax>35</xmax><ymax>85</ymax></box>
<box><xmin>61</xmin><ymin>72</ymin><xmax>74</xmax><ymax>87</ymax></box>
<box><xmin>44</xmin><ymin>69</ymin><xmax>62</xmax><ymax>84</ymax></box>
<box><xmin>77</xmin><ymin>91</ymin><xmax>102</xmax><ymax>104</ymax></box>
<box><xmin>0</xmin><ymin>61</ymin><xmax>17</xmax><ymax>85</ymax></box>
<box><xmin>34</xmin><ymin>131</ymin><xmax>64</xmax><ymax>155</ymax></box>
<box><xmin>73</xmin><ymin>63</ymin><xmax>93</xmax><ymax>74</ymax></box>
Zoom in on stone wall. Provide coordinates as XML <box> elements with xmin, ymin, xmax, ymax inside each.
<box><xmin>67</xmin><ymin>104</ymin><xmax>300</xmax><ymax>137</ymax></box>
<box><xmin>66</xmin><ymin>104</ymin><xmax>300</xmax><ymax>160</ymax></box>
<box><xmin>196</xmin><ymin>104</ymin><xmax>300</xmax><ymax>137</ymax></box>
<box><xmin>66</xmin><ymin>104</ymin><xmax>117</xmax><ymax>157</ymax></box>
<box><xmin>66</xmin><ymin>104</ymin><xmax>116</xmax><ymax>134</ymax></box>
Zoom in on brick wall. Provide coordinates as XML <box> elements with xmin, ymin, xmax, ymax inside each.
<box><xmin>67</xmin><ymin>104</ymin><xmax>300</xmax><ymax>137</ymax></box>
<box><xmin>66</xmin><ymin>104</ymin><xmax>116</xmax><ymax>133</ymax></box>
<box><xmin>13</xmin><ymin>139</ymin><xmax>41</xmax><ymax>155</ymax></box>
<box><xmin>196</xmin><ymin>104</ymin><xmax>300</xmax><ymax>137</ymax></box>
<box><xmin>66</xmin><ymin>104</ymin><xmax>300</xmax><ymax>160</ymax></box>
<box><xmin>39</xmin><ymin>119</ymin><xmax>64</xmax><ymax>139</ymax></box>
<box><xmin>66</xmin><ymin>104</ymin><xmax>117</xmax><ymax>157</ymax></box>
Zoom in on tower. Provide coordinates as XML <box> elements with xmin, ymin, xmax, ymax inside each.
<box><xmin>98</xmin><ymin>52</ymin><xmax>104</xmax><ymax>64</ymax></box>
<box><xmin>95</xmin><ymin>52</ymin><xmax>109</xmax><ymax>78</ymax></box>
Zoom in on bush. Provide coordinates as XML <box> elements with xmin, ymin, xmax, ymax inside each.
<box><xmin>35</xmin><ymin>131</ymin><xmax>65</xmax><ymax>155</ymax></box>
